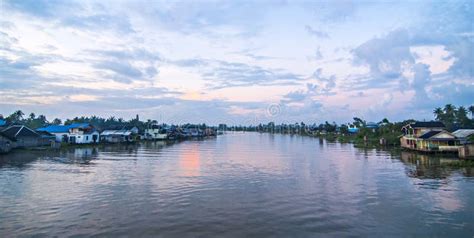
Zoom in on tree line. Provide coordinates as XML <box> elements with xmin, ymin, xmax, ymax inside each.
<box><xmin>1</xmin><ymin>104</ymin><xmax>473</xmax><ymax>132</ymax></box>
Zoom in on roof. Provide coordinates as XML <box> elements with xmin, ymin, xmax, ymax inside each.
<box><xmin>37</xmin><ymin>123</ymin><xmax>93</xmax><ymax>133</ymax></box>
<box><xmin>37</xmin><ymin>125</ymin><xmax>70</xmax><ymax>133</ymax></box>
<box><xmin>419</xmin><ymin>130</ymin><xmax>442</xmax><ymax>139</ymax></box>
<box><xmin>411</xmin><ymin>121</ymin><xmax>445</xmax><ymax>128</ymax></box>
<box><xmin>36</xmin><ymin>130</ymin><xmax>55</xmax><ymax>137</ymax></box>
<box><xmin>0</xmin><ymin>131</ymin><xmax>16</xmax><ymax>141</ymax></box>
<box><xmin>1</xmin><ymin>125</ymin><xmax>39</xmax><ymax>138</ymax></box>
<box><xmin>452</xmin><ymin>129</ymin><xmax>474</xmax><ymax>138</ymax></box>
<box><xmin>365</xmin><ymin>122</ymin><xmax>379</xmax><ymax>128</ymax></box>
<box><xmin>101</xmin><ymin>130</ymin><xmax>132</xmax><ymax>136</ymax></box>
<box><xmin>68</xmin><ymin>123</ymin><xmax>92</xmax><ymax>129</ymax></box>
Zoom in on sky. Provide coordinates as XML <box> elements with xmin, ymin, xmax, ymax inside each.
<box><xmin>0</xmin><ymin>0</ymin><xmax>473</xmax><ymax>125</ymax></box>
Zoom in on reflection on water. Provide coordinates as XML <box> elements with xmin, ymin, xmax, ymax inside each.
<box><xmin>0</xmin><ymin>133</ymin><xmax>473</xmax><ymax>237</ymax></box>
<box><xmin>400</xmin><ymin>151</ymin><xmax>474</xmax><ymax>179</ymax></box>
<box><xmin>179</xmin><ymin>143</ymin><xmax>201</xmax><ymax>177</ymax></box>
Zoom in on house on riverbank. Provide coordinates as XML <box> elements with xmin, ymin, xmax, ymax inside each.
<box><xmin>37</xmin><ymin>123</ymin><xmax>100</xmax><ymax>144</ymax></box>
<box><xmin>145</xmin><ymin>125</ymin><xmax>169</xmax><ymax>140</ymax></box>
<box><xmin>100</xmin><ymin>127</ymin><xmax>138</xmax><ymax>143</ymax></box>
<box><xmin>452</xmin><ymin>129</ymin><xmax>474</xmax><ymax>144</ymax></box>
<box><xmin>1</xmin><ymin>125</ymin><xmax>53</xmax><ymax>148</ymax></box>
<box><xmin>401</xmin><ymin>121</ymin><xmax>460</xmax><ymax>153</ymax></box>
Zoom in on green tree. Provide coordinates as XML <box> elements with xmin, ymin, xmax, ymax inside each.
<box><xmin>353</xmin><ymin>117</ymin><xmax>365</xmax><ymax>127</ymax></box>
<box><xmin>442</xmin><ymin>104</ymin><xmax>456</xmax><ymax>130</ymax></box>
<box><xmin>456</xmin><ymin>106</ymin><xmax>470</xmax><ymax>127</ymax></box>
<box><xmin>469</xmin><ymin>105</ymin><xmax>474</xmax><ymax>119</ymax></box>
<box><xmin>52</xmin><ymin>118</ymin><xmax>62</xmax><ymax>125</ymax></box>
<box><xmin>433</xmin><ymin>107</ymin><xmax>443</xmax><ymax>121</ymax></box>
<box><xmin>6</xmin><ymin>110</ymin><xmax>24</xmax><ymax>124</ymax></box>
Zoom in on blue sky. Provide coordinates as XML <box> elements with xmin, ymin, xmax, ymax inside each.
<box><xmin>0</xmin><ymin>0</ymin><xmax>472</xmax><ymax>125</ymax></box>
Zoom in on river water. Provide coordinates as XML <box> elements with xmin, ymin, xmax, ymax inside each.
<box><xmin>1</xmin><ymin>132</ymin><xmax>473</xmax><ymax>237</ymax></box>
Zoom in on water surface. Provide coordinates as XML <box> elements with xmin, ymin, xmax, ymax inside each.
<box><xmin>1</xmin><ymin>133</ymin><xmax>473</xmax><ymax>237</ymax></box>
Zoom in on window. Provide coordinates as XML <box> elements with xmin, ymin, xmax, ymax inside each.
<box><xmin>86</xmin><ymin>136</ymin><xmax>89</xmax><ymax>140</ymax></box>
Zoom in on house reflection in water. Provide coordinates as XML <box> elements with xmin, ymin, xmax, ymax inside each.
<box><xmin>400</xmin><ymin>151</ymin><xmax>473</xmax><ymax>179</ymax></box>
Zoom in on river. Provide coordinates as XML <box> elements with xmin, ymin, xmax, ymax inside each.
<box><xmin>1</xmin><ymin>132</ymin><xmax>473</xmax><ymax>237</ymax></box>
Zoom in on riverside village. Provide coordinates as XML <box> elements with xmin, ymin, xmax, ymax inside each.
<box><xmin>1</xmin><ymin>104</ymin><xmax>474</xmax><ymax>160</ymax></box>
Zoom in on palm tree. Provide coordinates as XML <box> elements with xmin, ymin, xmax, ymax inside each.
<box><xmin>443</xmin><ymin>104</ymin><xmax>456</xmax><ymax>129</ymax></box>
<box><xmin>52</xmin><ymin>118</ymin><xmax>62</xmax><ymax>125</ymax></box>
<box><xmin>456</xmin><ymin>106</ymin><xmax>469</xmax><ymax>127</ymax></box>
<box><xmin>469</xmin><ymin>105</ymin><xmax>474</xmax><ymax>119</ymax></box>
<box><xmin>7</xmin><ymin>110</ymin><xmax>24</xmax><ymax>123</ymax></box>
<box><xmin>444</xmin><ymin>104</ymin><xmax>456</xmax><ymax>116</ymax></box>
<box><xmin>433</xmin><ymin>107</ymin><xmax>443</xmax><ymax>121</ymax></box>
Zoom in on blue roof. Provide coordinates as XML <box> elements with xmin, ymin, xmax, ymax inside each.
<box><xmin>365</xmin><ymin>122</ymin><xmax>379</xmax><ymax>129</ymax></box>
<box><xmin>348</xmin><ymin>127</ymin><xmax>359</xmax><ymax>133</ymax></box>
<box><xmin>37</xmin><ymin>125</ymin><xmax>70</xmax><ymax>133</ymax></box>
<box><xmin>0</xmin><ymin>119</ymin><xmax>6</xmax><ymax>126</ymax></box>
<box><xmin>37</xmin><ymin>123</ymin><xmax>92</xmax><ymax>133</ymax></box>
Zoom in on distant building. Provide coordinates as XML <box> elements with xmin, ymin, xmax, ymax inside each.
<box><xmin>100</xmin><ymin>127</ymin><xmax>138</xmax><ymax>143</ymax></box>
<box><xmin>348</xmin><ymin>124</ymin><xmax>359</xmax><ymax>133</ymax></box>
<box><xmin>145</xmin><ymin>125</ymin><xmax>168</xmax><ymax>140</ymax></box>
<box><xmin>400</xmin><ymin>121</ymin><xmax>459</xmax><ymax>152</ymax></box>
<box><xmin>37</xmin><ymin>123</ymin><xmax>99</xmax><ymax>144</ymax></box>
<box><xmin>452</xmin><ymin>129</ymin><xmax>474</xmax><ymax>144</ymax></box>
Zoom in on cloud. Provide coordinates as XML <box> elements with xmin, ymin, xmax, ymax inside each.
<box><xmin>308</xmin><ymin>0</ymin><xmax>358</xmax><ymax>23</ymax></box>
<box><xmin>310</xmin><ymin>68</ymin><xmax>337</xmax><ymax>94</ymax></box>
<box><xmin>4</xmin><ymin>0</ymin><xmax>81</xmax><ymax>18</ymax></box>
<box><xmin>411</xmin><ymin>63</ymin><xmax>431</xmax><ymax>101</ymax></box>
<box><xmin>174</xmin><ymin>58</ymin><xmax>304</xmax><ymax>89</ymax></box>
<box><xmin>93</xmin><ymin>61</ymin><xmax>142</xmax><ymax>79</ymax></box>
<box><xmin>86</xmin><ymin>48</ymin><xmax>161</xmax><ymax>83</ymax></box>
<box><xmin>282</xmin><ymin>90</ymin><xmax>307</xmax><ymax>103</ymax></box>
<box><xmin>305</xmin><ymin>25</ymin><xmax>329</xmax><ymax>38</ymax></box>
<box><xmin>61</xmin><ymin>13</ymin><xmax>135</xmax><ymax>34</ymax></box>
<box><xmin>352</xmin><ymin>29</ymin><xmax>413</xmax><ymax>83</ymax></box>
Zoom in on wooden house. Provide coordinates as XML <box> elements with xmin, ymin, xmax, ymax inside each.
<box><xmin>1</xmin><ymin>125</ymin><xmax>51</xmax><ymax>148</ymax></box>
<box><xmin>400</xmin><ymin>121</ymin><xmax>460</xmax><ymax>152</ymax></box>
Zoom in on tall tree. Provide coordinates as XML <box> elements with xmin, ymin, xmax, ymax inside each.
<box><xmin>7</xmin><ymin>110</ymin><xmax>24</xmax><ymax>123</ymax></box>
<box><xmin>442</xmin><ymin>104</ymin><xmax>456</xmax><ymax>130</ymax></box>
<box><xmin>469</xmin><ymin>105</ymin><xmax>474</xmax><ymax>119</ymax></box>
<box><xmin>456</xmin><ymin>106</ymin><xmax>470</xmax><ymax>127</ymax></box>
<box><xmin>433</xmin><ymin>107</ymin><xmax>443</xmax><ymax>121</ymax></box>
<box><xmin>52</xmin><ymin>118</ymin><xmax>62</xmax><ymax>125</ymax></box>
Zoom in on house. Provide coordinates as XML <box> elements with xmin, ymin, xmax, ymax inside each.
<box><xmin>401</xmin><ymin>121</ymin><xmax>446</xmax><ymax>138</ymax></box>
<box><xmin>400</xmin><ymin>121</ymin><xmax>460</xmax><ymax>152</ymax></box>
<box><xmin>36</xmin><ymin>131</ymin><xmax>58</xmax><ymax>147</ymax></box>
<box><xmin>145</xmin><ymin>125</ymin><xmax>168</xmax><ymax>140</ymax></box>
<box><xmin>36</xmin><ymin>125</ymin><xmax>70</xmax><ymax>142</ymax></box>
<box><xmin>452</xmin><ymin>129</ymin><xmax>474</xmax><ymax>145</ymax></box>
<box><xmin>1</xmin><ymin>125</ymin><xmax>51</xmax><ymax>148</ymax></box>
<box><xmin>348</xmin><ymin>124</ymin><xmax>359</xmax><ymax>133</ymax></box>
<box><xmin>0</xmin><ymin>131</ymin><xmax>15</xmax><ymax>153</ymax></box>
<box><xmin>37</xmin><ymin>123</ymin><xmax>99</xmax><ymax>144</ymax></box>
<box><xmin>100</xmin><ymin>127</ymin><xmax>137</xmax><ymax>143</ymax></box>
